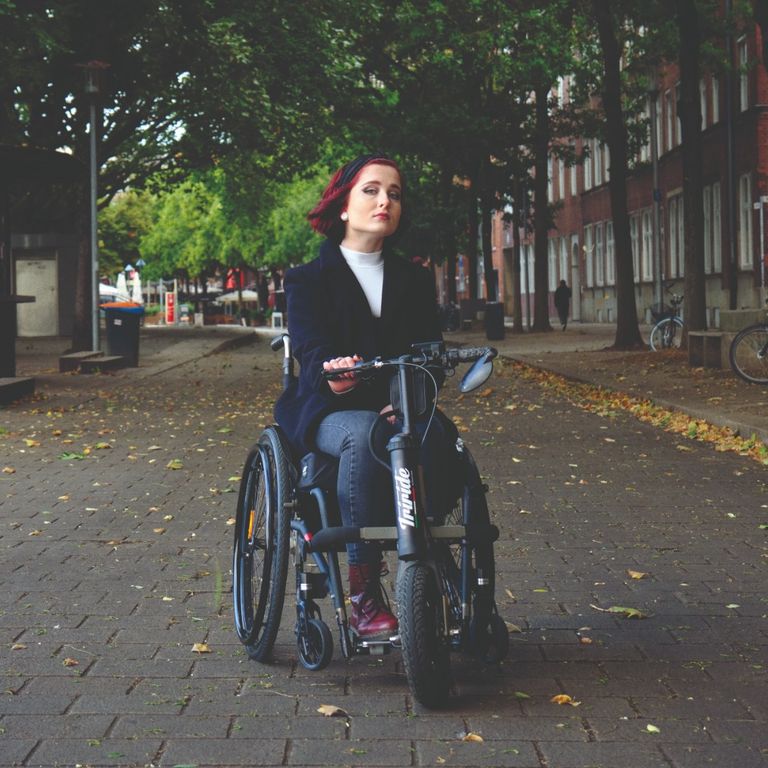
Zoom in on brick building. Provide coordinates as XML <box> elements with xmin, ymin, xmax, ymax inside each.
<box><xmin>437</xmin><ymin>19</ymin><xmax>768</xmax><ymax>329</ymax></box>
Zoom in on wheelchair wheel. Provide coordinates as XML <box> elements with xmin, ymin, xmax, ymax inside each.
<box><xmin>397</xmin><ymin>561</ymin><xmax>451</xmax><ymax>708</ymax></box>
<box><xmin>232</xmin><ymin>427</ymin><xmax>292</xmax><ymax>660</ymax></box>
<box><xmin>297</xmin><ymin>617</ymin><xmax>334</xmax><ymax>671</ymax></box>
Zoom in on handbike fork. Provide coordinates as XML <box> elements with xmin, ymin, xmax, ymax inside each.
<box><xmin>388</xmin><ymin>432</ymin><xmax>428</xmax><ymax>562</ymax></box>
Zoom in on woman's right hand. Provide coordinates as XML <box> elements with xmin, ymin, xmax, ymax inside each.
<box><xmin>323</xmin><ymin>355</ymin><xmax>362</xmax><ymax>394</ymax></box>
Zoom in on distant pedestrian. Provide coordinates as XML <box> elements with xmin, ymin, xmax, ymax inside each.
<box><xmin>554</xmin><ymin>279</ymin><xmax>571</xmax><ymax>331</ymax></box>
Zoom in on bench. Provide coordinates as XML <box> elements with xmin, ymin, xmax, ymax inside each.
<box><xmin>59</xmin><ymin>350</ymin><xmax>103</xmax><ymax>372</ymax></box>
<box><xmin>79</xmin><ymin>355</ymin><xmax>127</xmax><ymax>373</ymax></box>
<box><xmin>0</xmin><ymin>377</ymin><xmax>35</xmax><ymax>405</ymax></box>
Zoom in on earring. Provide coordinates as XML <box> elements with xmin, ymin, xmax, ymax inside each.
<box><xmin>340</xmin><ymin>211</ymin><xmax>349</xmax><ymax>221</ymax></box>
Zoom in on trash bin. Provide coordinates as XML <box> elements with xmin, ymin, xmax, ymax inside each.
<box><xmin>102</xmin><ymin>302</ymin><xmax>144</xmax><ymax>367</ymax></box>
<box><xmin>484</xmin><ymin>301</ymin><xmax>505</xmax><ymax>341</ymax></box>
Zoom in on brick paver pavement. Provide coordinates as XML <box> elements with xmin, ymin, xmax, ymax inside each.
<box><xmin>1</xmin><ymin>332</ymin><xmax>766</xmax><ymax>767</ymax></box>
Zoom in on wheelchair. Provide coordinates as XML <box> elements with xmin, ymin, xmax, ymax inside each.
<box><xmin>232</xmin><ymin>335</ymin><xmax>509</xmax><ymax>707</ymax></box>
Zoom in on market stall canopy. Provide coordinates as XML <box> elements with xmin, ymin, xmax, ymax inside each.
<box><xmin>217</xmin><ymin>289</ymin><xmax>261</xmax><ymax>303</ymax></box>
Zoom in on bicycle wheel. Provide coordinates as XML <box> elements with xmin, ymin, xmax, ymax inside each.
<box><xmin>649</xmin><ymin>317</ymin><xmax>683</xmax><ymax>350</ymax></box>
<box><xmin>397</xmin><ymin>561</ymin><xmax>451</xmax><ymax>708</ymax></box>
<box><xmin>232</xmin><ymin>427</ymin><xmax>292</xmax><ymax>660</ymax></box>
<box><xmin>730</xmin><ymin>324</ymin><xmax>768</xmax><ymax>384</ymax></box>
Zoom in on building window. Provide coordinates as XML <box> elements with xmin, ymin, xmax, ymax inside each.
<box><xmin>675</xmin><ymin>82</ymin><xmax>681</xmax><ymax>145</ymax></box>
<box><xmin>713</xmin><ymin>181</ymin><xmax>722</xmax><ymax>273</ymax></box>
<box><xmin>631</xmin><ymin>214</ymin><xmax>640</xmax><ymax>279</ymax></box>
<box><xmin>668</xmin><ymin>194</ymin><xmax>685</xmax><ymax>278</ymax></box>
<box><xmin>699</xmin><ymin>78</ymin><xmax>707</xmax><ymax>129</ymax></box>
<box><xmin>560</xmin><ymin>236</ymin><xmax>568</xmax><ymax>283</ymax></box>
<box><xmin>584</xmin><ymin>224</ymin><xmax>594</xmax><ymax>287</ymax></box>
<box><xmin>548</xmin><ymin>239</ymin><xmax>558</xmax><ymax>291</ymax></box>
<box><xmin>665</xmin><ymin>90</ymin><xmax>673</xmax><ymax>152</ymax></box>
<box><xmin>585</xmin><ymin>144</ymin><xmax>593</xmax><ymax>190</ymax></box>
<box><xmin>570</xmin><ymin>161</ymin><xmax>577</xmax><ymax>197</ymax></box>
<box><xmin>558</xmin><ymin>157</ymin><xmax>565</xmax><ymax>199</ymax></box>
<box><xmin>642</xmin><ymin>209</ymin><xmax>654</xmax><ymax>281</ymax></box>
<box><xmin>711</xmin><ymin>75</ymin><xmax>720</xmax><ymax>123</ymax></box>
<box><xmin>739</xmin><ymin>36</ymin><xmax>749</xmax><ymax>111</ymax></box>
<box><xmin>548</xmin><ymin>156</ymin><xmax>553</xmax><ymax>202</ymax></box>
<box><xmin>640</xmin><ymin>98</ymin><xmax>651</xmax><ymax>163</ymax></box>
<box><xmin>595</xmin><ymin>222</ymin><xmax>604</xmax><ymax>286</ymax></box>
<box><xmin>703</xmin><ymin>185</ymin><xmax>712</xmax><ymax>273</ymax></box>
<box><xmin>739</xmin><ymin>172</ymin><xmax>753</xmax><ymax>269</ymax></box>
<box><xmin>606</xmin><ymin>220</ymin><xmax>615</xmax><ymax>285</ymax></box>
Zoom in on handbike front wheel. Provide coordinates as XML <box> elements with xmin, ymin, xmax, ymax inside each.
<box><xmin>232</xmin><ymin>427</ymin><xmax>292</xmax><ymax>660</ymax></box>
<box><xmin>397</xmin><ymin>561</ymin><xmax>451</xmax><ymax>708</ymax></box>
<box><xmin>729</xmin><ymin>324</ymin><xmax>768</xmax><ymax>384</ymax></box>
<box><xmin>649</xmin><ymin>317</ymin><xmax>683</xmax><ymax>350</ymax></box>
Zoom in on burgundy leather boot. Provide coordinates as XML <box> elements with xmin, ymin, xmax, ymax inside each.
<box><xmin>348</xmin><ymin>562</ymin><xmax>399</xmax><ymax>639</ymax></box>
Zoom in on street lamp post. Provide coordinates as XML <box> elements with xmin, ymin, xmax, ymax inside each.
<box><xmin>80</xmin><ymin>60</ymin><xmax>109</xmax><ymax>352</ymax></box>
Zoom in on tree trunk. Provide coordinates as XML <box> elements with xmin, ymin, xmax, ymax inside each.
<box><xmin>511</xmin><ymin>178</ymin><xmax>524</xmax><ymax>333</ymax></box>
<box><xmin>71</xmin><ymin>185</ymin><xmax>92</xmax><ymax>352</ymax></box>
<box><xmin>467</xmin><ymin>193</ymin><xmax>479</xmax><ymax>299</ymax></box>
<box><xmin>594</xmin><ymin>0</ymin><xmax>644</xmax><ymax>349</ymax></box>
<box><xmin>533</xmin><ymin>83</ymin><xmax>552</xmax><ymax>331</ymax></box>
<box><xmin>676</xmin><ymin>0</ymin><xmax>707</xmax><ymax>335</ymax></box>
<box><xmin>481</xmin><ymin>193</ymin><xmax>497</xmax><ymax>301</ymax></box>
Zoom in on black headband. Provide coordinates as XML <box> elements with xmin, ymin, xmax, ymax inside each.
<box><xmin>336</xmin><ymin>153</ymin><xmax>390</xmax><ymax>188</ymax></box>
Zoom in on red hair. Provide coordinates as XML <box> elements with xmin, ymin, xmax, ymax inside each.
<box><xmin>308</xmin><ymin>155</ymin><xmax>402</xmax><ymax>243</ymax></box>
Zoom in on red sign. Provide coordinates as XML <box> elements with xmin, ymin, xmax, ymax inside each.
<box><xmin>165</xmin><ymin>292</ymin><xmax>175</xmax><ymax>324</ymax></box>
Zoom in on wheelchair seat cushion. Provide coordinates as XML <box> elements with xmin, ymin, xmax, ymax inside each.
<box><xmin>297</xmin><ymin>451</ymin><xmax>338</xmax><ymax>492</ymax></box>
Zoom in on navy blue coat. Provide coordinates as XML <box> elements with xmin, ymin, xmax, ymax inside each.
<box><xmin>274</xmin><ymin>240</ymin><xmax>443</xmax><ymax>455</ymax></box>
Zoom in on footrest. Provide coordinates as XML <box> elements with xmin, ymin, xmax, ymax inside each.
<box><xmin>79</xmin><ymin>355</ymin><xmax>127</xmax><ymax>373</ymax></box>
<box><xmin>59</xmin><ymin>350</ymin><xmax>103</xmax><ymax>372</ymax></box>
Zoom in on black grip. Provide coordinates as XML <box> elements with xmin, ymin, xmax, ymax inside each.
<box><xmin>454</xmin><ymin>346</ymin><xmax>497</xmax><ymax>362</ymax></box>
<box><xmin>270</xmin><ymin>334</ymin><xmax>287</xmax><ymax>352</ymax></box>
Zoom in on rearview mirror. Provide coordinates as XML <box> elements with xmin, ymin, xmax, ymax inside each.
<box><xmin>459</xmin><ymin>353</ymin><xmax>494</xmax><ymax>393</ymax></box>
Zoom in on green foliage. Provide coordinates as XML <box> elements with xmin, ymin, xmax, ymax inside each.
<box><xmin>99</xmin><ymin>189</ymin><xmax>156</xmax><ymax>278</ymax></box>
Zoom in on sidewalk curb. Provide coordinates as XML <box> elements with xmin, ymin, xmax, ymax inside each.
<box><xmin>505</xmin><ymin>353</ymin><xmax>768</xmax><ymax>446</ymax></box>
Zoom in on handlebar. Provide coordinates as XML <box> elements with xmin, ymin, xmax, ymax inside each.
<box><xmin>322</xmin><ymin>343</ymin><xmax>497</xmax><ymax>381</ymax></box>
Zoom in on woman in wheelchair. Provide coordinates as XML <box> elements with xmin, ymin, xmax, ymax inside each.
<box><xmin>274</xmin><ymin>154</ymin><xmax>461</xmax><ymax>640</ymax></box>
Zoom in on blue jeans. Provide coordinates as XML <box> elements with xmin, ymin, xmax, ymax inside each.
<box><xmin>314</xmin><ymin>410</ymin><xmax>460</xmax><ymax>565</ymax></box>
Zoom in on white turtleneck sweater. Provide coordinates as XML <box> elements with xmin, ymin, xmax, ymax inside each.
<box><xmin>340</xmin><ymin>245</ymin><xmax>384</xmax><ymax>318</ymax></box>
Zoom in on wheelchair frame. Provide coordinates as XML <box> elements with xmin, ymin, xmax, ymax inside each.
<box><xmin>233</xmin><ymin>335</ymin><xmax>508</xmax><ymax>707</ymax></box>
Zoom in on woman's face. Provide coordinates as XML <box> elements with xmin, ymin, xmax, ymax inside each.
<box><xmin>342</xmin><ymin>163</ymin><xmax>402</xmax><ymax>249</ymax></box>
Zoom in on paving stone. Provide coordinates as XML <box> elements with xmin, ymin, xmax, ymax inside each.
<box><xmin>111</xmin><ymin>713</ymin><xmax>231</xmax><ymax>739</ymax></box>
<box><xmin>160</xmin><ymin>737</ymin><xmax>286</xmax><ymax>766</ymax></box>
<box><xmin>538</xmin><ymin>741</ymin><xmax>669</xmax><ymax>768</ymax></box>
<box><xmin>661</xmin><ymin>743</ymin><xmax>768</xmax><ymax>768</ymax></box>
<box><xmin>414</xmin><ymin>739</ymin><xmax>541</xmax><ymax>767</ymax></box>
<box><xmin>0</xmin><ymin>739</ymin><xmax>37</xmax><ymax>766</ymax></box>
<box><xmin>286</xmin><ymin>737</ymin><xmax>414</xmax><ymax>766</ymax></box>
<box><xmin>0</xmin><ymin>714</ymin><xmax>114</xmax><ymax>739</ymax></box>
<box><xmin>28</xmin><ymin>737</ymin><xmax>163</xmax><ymax>766</ymax></box>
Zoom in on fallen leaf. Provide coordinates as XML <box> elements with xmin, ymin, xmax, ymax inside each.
<box><xmin>226</xmin><ymin>517</ymin><xmax>236</xmax><ymax>526</ymax></box>
<box><xmin>514</xmin><ymin>691</ymin><xmax>531</xmax><ymax>699</ymax></box>
<box><xmin>579</xmin><ymin>636</ymin><xmax>593</xmax><ymax>645</ymax></box>
<box><xmin>62</xmin><ymin>657</ymin><xmax>79</xmax><ymax>667</ymax></box>
<box><xmin>590</xmin><ymin>604</ymin><xmax>649</xmax><ymax>619</ymax></box>
<box><xmin>29</xmin><ymin>530</ymin><xmax>43</xmax><ymax>536</ymax></box>
<box><xmin>646</xmin><ymin>724</ymin><xmax>661</xmax><ymax>734</ymax></box>
<box><xmin>191</xmin><ymin>642</ymin><xmax>211</xmax><ymax>654</ymax></box>
<box><xmin>163</xmin><ymin>514</ymin><xmax>174</xmax><ymax>521</ymax></box>
<box><xmin>58</xmin><ymin>494</ymin><xmax>69</xmax><ymax>501</ymax></box>
<box><xmin>317</xmin><ymin>704</ymin><xmax>348</xmax><ymax>717</ymax></box>
<box><xmin>2</xmin><ymin>466</ymin><xmax>15</xmax><ymax>474</ymax></box>
<box><xmin>94</xmin><ymin>442</ymin><xmax>112</xmax><ymax>450</ymax></box>
<box><xmin>550</xmin><ymin>694</ymin><xmax>581</xmax><ymax>706</ymax></box>
<box><xmin>166</xmin><ymin>459</ymin><xmax>184</xmax><ymax>470</ymax></box>
<box><xmin>506</xmin><ymin>622</ymin><xmax>522</xmax><ymax>633</ymax></box>
<box><xmin>153</xmin><ymin>528</ymin><xmax>166</xmax><ymax>534</ymax></box>
<box><xmin>462</xmin><ymin>732</ymin><xmax>484</xmax><ymax>742</ymax></box>
<box><xmin>626</xmin><ymin>570</ymin><xmax>648</xmax><ymax>580</ymax></box>
<box><xmin>11</xmin><ymin>643</ymin><xmax>26</xmax><ymax>650</ymax></box>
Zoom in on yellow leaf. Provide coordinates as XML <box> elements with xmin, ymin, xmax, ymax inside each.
<box><xmin>579</xmin><ymin>636</ymin><xmax>593</xmax><ymax>645</ymax></box>
<box><xmin>550</xmin><ymin>694</ymin><xmax>581</xmax><ymax>706</ymax></box>
<box><xmin>317</xmin><ymin>704</ymin><xmax>348</xmax><ymax>717</ymax></box>
<box><xmin>24</xmin><ymin>438</ymin><xmax>40</xmax><ymax>447</ymax></box>
<box><xmin>3</xmin><ymin>466</ymin><xmax>16</xmax><ymax>474</ymax></box>
<box><xmin>163</xmin><ymin>514</ymin><xmax>174</xmax><ymax>521</ymax></box>
<box><xmin>462</xmin><ymin>732</ymin><xmax>484</xmax><ymax>742</ymax></box>
<box><xmin>191</xmin><ymin>642</ymin><xmax>211</xmax><ymax>654</ymax></box>
<box><xmin>476</xmin><ymin>388</ymin><xmax>494</xmax><ymax>398</ymax></box>
<box><xmin>506</xmin><ymin>622</ymin><xmax>522</xmax><ymax>633</ymax></box>
<box><xmin>11</xmin><ymin>643</ymin><xmax>26</xmax><ymax>650</ymax></box>
<box><xmin>94</xmin><ymin>442</ymin><xmax>112</xmax><ymax>450</ymax></box>
<box><xmin>166</xmin><ymin>459</ymin><xmax>184</xmax><ymax>470</ymax></box>
<box><xmin>226</xmin><ymin>517</ymin><xmax>236</xmax><ymax>526</ymax></box>
<box><xmin>627</xmin><ymin>570</ymin><xmax>648</xmax><ymax>580</ymax></box>
<box><xmin>646</xmin><ymin>724</ymin><xmax>661</xmax><ymax>734</ymax></box>
<box><xmin>29</xmin><ymin>530</ymin><xmax>43</xmax><ymax>536</ymax></box>
<box><xmin>153</xmin><ymin>528</ymin><xmax>166</xmax><ymax>534</ymax></box>
<box><xmin>58</xmin><ymin>494</ymin><xmax>69</xmax><ymax>501</ymax></box>
<box><xmin>62</xmin><ymin>657</ymin><xmax>79</xmax><ymax>667</ymax></box>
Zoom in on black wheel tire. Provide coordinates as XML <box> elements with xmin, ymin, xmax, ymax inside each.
<box><xmin>649</xmin><ymin>318</ymin><xmax>682</xmax><ymax>350</ymax></box>
<box><xmin>397</xmin><ymin>561</ymin><xmax>451</xmax><ymax>708</ymax></box>
<box><xmin>297</xmin><ymin>618</ymin><xmax>334</xmax><ymax>671</ymax></box>
<box><xmin>471</xmin><ymin>612</ymin><xmax>509</xmax><ymax>664</ymax></box>
<box><xmin>729</xmin><ymin>325</ymin><xmax>768</xmax><ymax>384</ymax></box>
<box><xmin>232</xmin><ymin>427</ymin><xmax>292</xmax><ymax>661</ymax></box>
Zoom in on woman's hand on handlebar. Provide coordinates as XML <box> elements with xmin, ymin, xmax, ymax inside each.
<box><xmin>323</xmin><ymin>355</ymin><xmax>362</xmax><ymax>394</ymax></box>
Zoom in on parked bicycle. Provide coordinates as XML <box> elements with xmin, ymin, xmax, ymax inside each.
<box><xmin>729</xmin><ymin>321</ymin><xmax>768</xmax><ymax>384</ymax></box>
<box><xmin>649</xmin><ymin>284</ymin><xmax>684</xmax><ymax>351</ymax></box>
